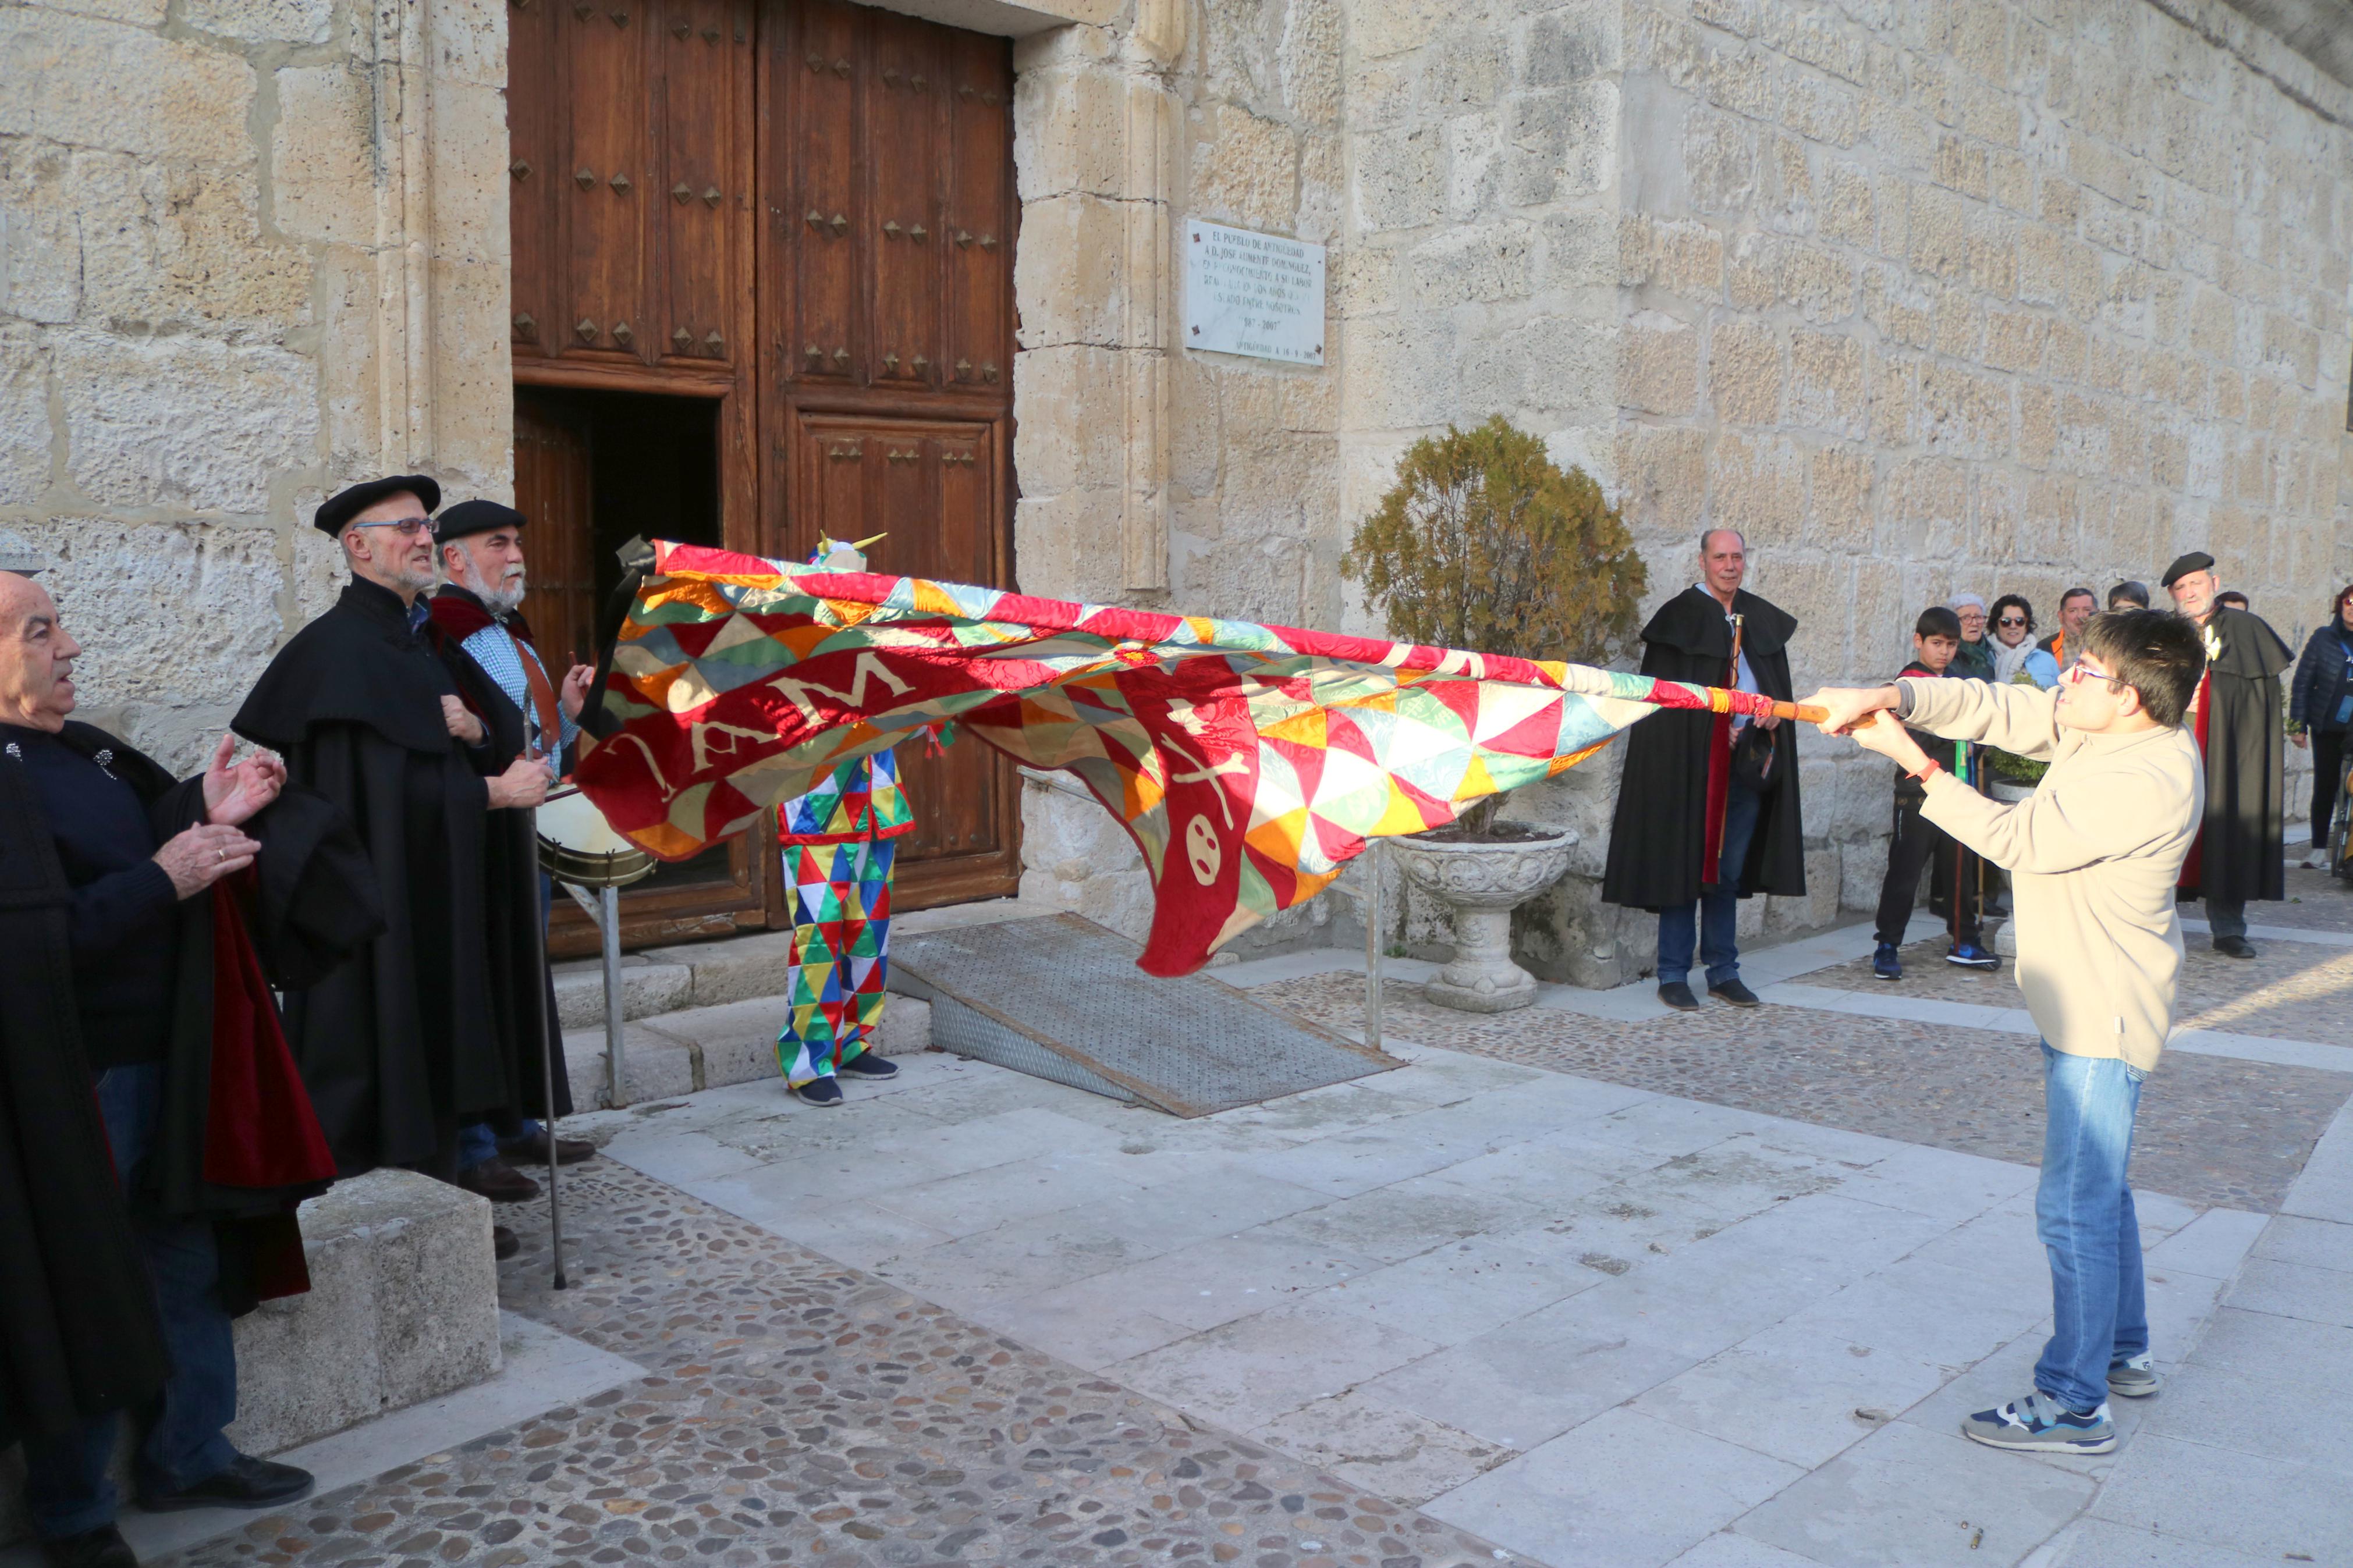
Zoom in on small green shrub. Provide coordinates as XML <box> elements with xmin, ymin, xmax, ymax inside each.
<box><xmin>1341</xmin><ymin>415</ymin><xmax>1648</xmax><ymax>833</ymax></box>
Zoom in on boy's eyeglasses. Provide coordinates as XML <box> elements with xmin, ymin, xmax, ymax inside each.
<box><xmin>2064</xmin><ymin>662</ymin><xmax>2125</xmax><ymax>692</ymax></box>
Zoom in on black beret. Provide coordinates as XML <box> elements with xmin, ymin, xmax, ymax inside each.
<box><xmin>314</xmin><ymin>474</ymin><xmax>441</xmax><ymax>536</ymax></box>
<box><xmin>435</xmin><ymin>499</ymin><xmax>527</xmax><ymax>543</ymax></box>
<box><xmin>2160</xmin><ymin>551</ymin><xmax>2214</xmax><ymax>589</ymax></box>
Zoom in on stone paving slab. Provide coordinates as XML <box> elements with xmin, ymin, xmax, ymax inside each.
<box><xmin>1254</xmin><ymin>974</ymin><xmax>2351</xmax><ymax>1212</ymax></box>
<box><xmin>1805</xmin><ymin>933</ymin><xmax>2353</xmax><ymax>1048</ymax></box>
<box><xmin>159</xmin><ymin>1158</ymin><xmax>1511</xmax><ymax>1568</ymax></box>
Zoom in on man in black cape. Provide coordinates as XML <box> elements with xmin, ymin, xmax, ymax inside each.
<box><xmin>2163</xmin><ymin>552</ymin><xmax>2294</xmax><ymax>958</ymax></box>
<box><xmin>232</xmin><ymin>478</ymin><xmax>549</xmax><ymax>1229</ymax></box>
<box><xmin>426</xmin><ymin>499</ymin><xmax>602</xmax><ymax>1199</ymax></box>
<box><xmin>1602</xmin><ymin>529</ymin><xmax>1807</xmax><ymax>1010</ymax></box>
<box><xmin>2</xmin><ymin>566</ymin><xmax>379</xmax><ymax>1567</ymax></box>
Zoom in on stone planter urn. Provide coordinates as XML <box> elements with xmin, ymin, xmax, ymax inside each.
<box><xmin>1386</xmin><ymin>822</ymin><xmax>1578</xmax><ymax>1013</ymax></box>
<box><xmin>1988</xmin><ymin>780</ymin><xmax>2036</xmax><ymax>803</ymax></box>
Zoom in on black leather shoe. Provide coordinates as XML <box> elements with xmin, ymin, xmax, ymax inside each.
<box><xmin>39</xmin><ymin>1526</ymin><xmax>137</xmax><ymax>1568</ymax></box>
<box><xmin>455</xmin><ymin>1156</ymin><xmax>541</xmax><ymax>1204</ymax></box>
<box><xmin>1708</xmin><ymin>978</ymin><xmax>1762</xmax><ymax>1008</ymax></box>
<box><xmin>2213</xmin><ymin>935</ymin><xmax>2257</xmax><ymax>959</ymax></box>
<box><xmin>494</xmin><ymin>1225</ymin><xmax>520</xmax><ymax>1261</ymax></box>
<box><xmin>141</xmin><ymin>1453</ymin><xmax>314</xmax><ymax>1513</ymax></box>
<box><xmin>1658</xmin><ymin>981</ymin><xmax>1700</xmax><ymax>1011</ymax></box>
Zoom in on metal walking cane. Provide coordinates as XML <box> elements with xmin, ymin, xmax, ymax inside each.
<box><xmin>533</xmin><ymin>878</ymin><xmax>570</xmax><ymax>1292</ymax></box>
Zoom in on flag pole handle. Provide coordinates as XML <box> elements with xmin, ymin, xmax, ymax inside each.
<box><xmin>1773</xmin><ymin>702</ymin><xmax>1829</xmax><ymax>723</ymax></box>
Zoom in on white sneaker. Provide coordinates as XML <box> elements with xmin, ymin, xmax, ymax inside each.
<box><xmin>2304</xmin><ymin>849</ymin><xmax>2332</xmax><ymax>870</ymax></box>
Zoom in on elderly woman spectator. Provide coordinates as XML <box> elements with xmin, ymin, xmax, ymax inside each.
<box><xmin>2290</xmin><ymin>582</ymin><xmax>2353</xmax><ymax>869</ymax></box>
<box><xmin>1989</xmin><ymin>595</ymin><xmax>2061</xmax><ymax>689</ymax></box>
<box><xmin>1949</xmin><ymin>592</ymin><xmax>1996</xmax><ymax>681</ymax></box>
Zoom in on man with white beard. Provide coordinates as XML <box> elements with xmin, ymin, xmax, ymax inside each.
<box><xmin>427</xmin><ymin>500</ymin><xmax>600</xmax><ymax>1204</ymax></box>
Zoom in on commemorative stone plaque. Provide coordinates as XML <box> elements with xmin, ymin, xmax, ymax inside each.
<box><xmin>1183</xmin><ymin>219</ymin><xmax>1325</xmax><ymax>366</ymax></box>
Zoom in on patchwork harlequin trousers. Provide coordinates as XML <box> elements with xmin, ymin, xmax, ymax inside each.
<box><xmin>775</xmin><ymin>837</ymin><xmax>897</xmax><ymax>1086</ymax></box>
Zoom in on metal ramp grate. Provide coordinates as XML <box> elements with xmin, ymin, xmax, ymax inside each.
<box><xmin>890</xmin><ymin>913</ymin><xmax>1396</xmax><ymax>1117</ymax></box>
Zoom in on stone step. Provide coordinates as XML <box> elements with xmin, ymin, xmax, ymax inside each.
<box><xmin>551</xmin><ymin>894</ymin><xmax>1056</xmax><ymax>1029</ymax></box>
<box><xmin>0</xmin><ymin>1169</ymin><xmax>502</xmax><ymax>1547</ymax></box>
<box><xmin>564</xmin><ymin>992</ymin><xmax>935</xmax><ymax>1108</ymax></box>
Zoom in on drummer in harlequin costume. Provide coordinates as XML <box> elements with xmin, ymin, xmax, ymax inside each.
<box><xmin>775</xmin><ymin>535</ymin><xmax>913</xmax><ymax>1107</ymax></box>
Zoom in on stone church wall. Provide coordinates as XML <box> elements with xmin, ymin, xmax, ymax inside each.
<box><xmin>0</xmin><ymin>0</ymin><xmax>510</xmax><ymax>772</ymax></box>
<box><xmin>5</xmin><ymin>0</ymin><xmax>2345</xmax><ymax>978</ymax></box>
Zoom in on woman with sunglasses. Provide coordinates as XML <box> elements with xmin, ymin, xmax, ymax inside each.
<box><xmin>1988</xmin><ymin>595</ymin><xmax>2060</xmax><ymax>690</ymax></box>
<box><xmin>2288</xmin><ymin>582</ymin><xmax>2353</xmax><ymax>870</ymax></box>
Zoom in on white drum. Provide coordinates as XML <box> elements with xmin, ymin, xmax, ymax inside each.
<box><xmin>536</xmin><ymin>784</ymin><xmax>658</xmax><ymax>888</ymax></box>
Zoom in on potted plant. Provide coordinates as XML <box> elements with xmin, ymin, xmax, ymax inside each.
<box><xmin>1984</xmin><ymin>671</ymin><xmax>2049</xmax><ymax>803</ymax></box>
<box><xmin>1341</xmin><ymin>416</ymin><xmax>1647</xmax><ymax>1011</ymax></box>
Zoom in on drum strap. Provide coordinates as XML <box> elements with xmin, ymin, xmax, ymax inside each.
<box><xmin>508</xmin><ymin>625</ymin><xmax>565</xmax><ymax>765</ymax></box>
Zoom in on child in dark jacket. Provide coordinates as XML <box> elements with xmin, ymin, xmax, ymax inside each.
<box><xmin>1872</xmin><ymin>607</ymin><xmax>1999</xmax><ymax>979</ymax></box>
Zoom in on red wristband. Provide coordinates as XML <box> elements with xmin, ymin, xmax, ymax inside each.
<box><xmin>1909</xmin><ymin>758</ymin><xmax>1943</xmax><ymax>784</ymax></box>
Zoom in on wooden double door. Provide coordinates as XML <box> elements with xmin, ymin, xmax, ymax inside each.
<box><xmin>508</xmin><ymin>0</ymin><xmax>1020</xmax><ymax>952</ymax></box>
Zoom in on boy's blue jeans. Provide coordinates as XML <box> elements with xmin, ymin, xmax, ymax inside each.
<box><xmin>1656</xmin><ymin>774</ymin><xmax>1762</xmax><ymax>987</ymax></box>
<box><xmin>20</xmin><ymin>1064</ymin><xmax>239</xmax><ymax>1537</ymax></box>
<box><xmin>2033</xmin><ymin>1041</ymin><xmax>2149</xmax><ymax>1413</ymax></box>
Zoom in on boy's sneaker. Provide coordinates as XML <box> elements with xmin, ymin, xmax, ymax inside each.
<box><xmin>792</xmin><ymin>1076</ymin><xmax>845</xmax><ymax>1106</ymax></box>
<box><xmin>837</xmin><ymin>1053</ymin><xmax>898</xmax><ymax>1080</ymax></box>
<box><xmin>2107</xmin><ymin>1353</ymin><xmax>2162</xmax><ymax>1398</ymax></box>
<box><xmin>1960</xmin><ymin>1390</ymin><xmax>2116</xmax><ymax>1454</ymax></box>
<box><xmin>1947</xmin><ymin>943</ymin><xmax>2000</xmax><ymax>970</ymax></box>
<box><xmin>1872</xmin><ymin>943</ymin><xmax>1903</xmax><ymax>981</ymax></box>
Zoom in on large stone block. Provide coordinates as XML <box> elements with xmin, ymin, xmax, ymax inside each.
<box><xmin>1619</xmin><ymin>310</ymin><xmax>1697</xmax><ymax>415</ymax></box>
<box><xmin>551</xmin><ymin>954</ymin><xmax>695</xmax><ymax>1028</ymax></box>
<box><xmin>70</xmin><ymin>151</ymin><xmax>311</xmax><ymax>332</ymax></box>
<box><xmin>0</xmin><ymin>143</ymin><xmax>83</xmax><ymax>324</ymax></box>
<box><xmin>56</xmin><ymin>330</ymin><xmax>318</xmax><ymax>512</ymax></box>
<box><xmin>1191</xmin><ymin>101</ymin><xmax>1301</xmax><ymax>231</ymax></box>
<box><xmin>0</xmin><ymin>323</ymin><xmax>51</xmax><ymax>505</ymax></box>
<box><xmin>564</xmin><ymin>1023</ymin><xmax>700</xmax><ymax>1107</ymax></box>
<box><xmin>1708</xmin><ymin>317</ymin><xmax>1781</xmax><ymax>425</ymax></box>
<box><xmin>1402</xmin><ymin>222</ymin><xmax>1533</xmax><ymax>309</ymax></box>
<box><xmin>0</xmin><ymin>12</ymin><xmax>254</xmax><ymax>165</ymax></box>
<box><xmin>303</xmin><ymin>1170</ymin><xmax>502</xmax><ymax>1410</ymax></box>
<box><xmin>186</xmin><ymin>0</ymin><xmax>333</xmax><ymax>41</ymax></box>
<box><xmin>271</xmin><ymin>63</ymin><xmax>381</xmax><ymax>248</ymax></box>
<box><xmin>15</xmin><ymin>518</ymin><xmax>286</xmax><ymax>716</ymax></box>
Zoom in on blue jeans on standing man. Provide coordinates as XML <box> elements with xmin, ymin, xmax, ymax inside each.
<box><xmin>2033</xmin><ymin>1041</ymin><xmax>2149</xmax><ymax>1413</ymax></box>
<box><xmin>20</xmin><ymin>1064</ymin><xmax>239</xmax><ymax>1538</ymax></box>
<box><xmin>1656</xmin><ymin>773</ymin><xmax>1762</xmax><ymax>989</ymax></box>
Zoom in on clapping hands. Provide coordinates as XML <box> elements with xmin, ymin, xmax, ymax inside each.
<box><xmin>201</xmin><ymin>733</ymin><xmax>286</xmax><ymax>827</ymax></box>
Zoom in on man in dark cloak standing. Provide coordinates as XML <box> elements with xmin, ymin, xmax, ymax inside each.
<box><xmin>2163</xmin><ymin>552</ymin><xmax>2294</xmax><ymax>958</ymax></box>
<box><xmin>1603</xmin><ymin>528</ymin><xmax>1807</xmax><ymax>1011</ymax></box>
<box><xmin>3</xmin><ymin>565</ymin><xmax>376</xmax><ymax>1567</ymax></box>
<box><xmin>232</xmin><ymin>478</ymin><xmax>549</xmax><ymax>1247</ymax></box>
<box><xmin>426</xmin><ymin>499</ymin><xmax>598</xmax><ymax>1199</ymax></box>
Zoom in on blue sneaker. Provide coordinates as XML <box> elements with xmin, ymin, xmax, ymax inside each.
<box><xmin>1960</xmin><ymin>1389</ymin><xmax>2115</xmax><ymax>1454</ymax></box>
<box><xmin>1946</xmin><ymin>943</ymin><xmax>2000</xmax><ymax>970</ymax></box>
<box><xmin>1872</xmin><ymin>943</ymin><xmax>1903</xmax><ymax>981</ymax></box>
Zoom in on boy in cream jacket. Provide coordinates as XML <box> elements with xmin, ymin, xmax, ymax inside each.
<box><xmin>1805</xmin><ymin>609</ymin><xmax>2207</xmax><ymax>1456</ymax></box>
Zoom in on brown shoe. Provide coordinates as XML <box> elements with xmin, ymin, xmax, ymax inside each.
<box><xmin>493</xmin><ymin>1225</ymin><xmax>520</xmax><ymax>1261</ymax></box>
<box><xmin>456</xmin><ymin>1156</ymin><xmax>542</xmax><ymax>1204</ymax></box>
<box><xmin>501</xmin><ymin>1128</ymin><xmax>597</xmax><ymax>1166</ymax></box>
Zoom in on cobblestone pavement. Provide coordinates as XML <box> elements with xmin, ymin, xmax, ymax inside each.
<box><xmin>167</xmin><ymin>1161</ymin><xmax>1507</xmax><ymax>1568</ymax></box>
<box><xmin>1252</xmin><ymin>974</ymin><xmax>2348</xmax><ymax>1212</ymax></box>
<box><xmin>1804</xmin><ymin>933</ymin><xmax>2353</xmax><ymax>1047</ymax></box>
<box><xmin>2221</xmin><ymin>861</ymin><xmax>2353</xmax><ymax>930</ymax></box>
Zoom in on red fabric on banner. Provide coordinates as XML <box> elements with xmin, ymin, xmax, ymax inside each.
<box><xmin>204</xmin><ymin>880</ymin><xmax>337</xmax><ymax>1192</ymax></box>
